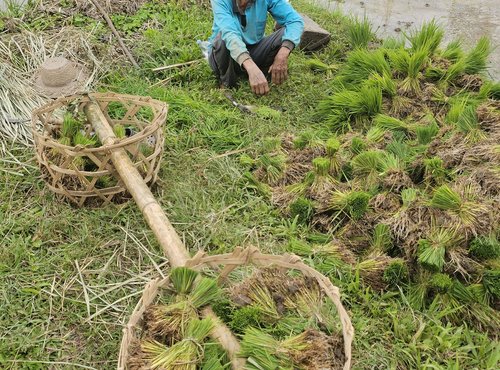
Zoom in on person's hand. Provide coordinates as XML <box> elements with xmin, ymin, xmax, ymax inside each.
<box><xmin>243</xmin><ymin>59</ymin><xmax>270</xmax><ymax>96</ymax></box>
<box><xmin>269</xmin><ymin>47</ymin><xmax>291</xmax><ymax>85</ymax></box>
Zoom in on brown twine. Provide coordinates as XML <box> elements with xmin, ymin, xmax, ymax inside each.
<box><xmin>117</xmin><ymin>246</ymin><xmax>354</xmax><ymax>370</ymax></box>
<box><xmin>31</xmin><ymin>92</ymin><xmax>167</xmax><ymax>207</ymax></box>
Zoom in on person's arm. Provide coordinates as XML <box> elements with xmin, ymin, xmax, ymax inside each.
<box><xmin>267</xmin><ymin>0</ymin><xmax>304</xmax><ymax>84</ymax></box>
<box><xmin>267</xmin><ymin>0</ymin><xmax>304</xmax><ymax>49</ymax></box>
<box><xmin>211</xmin><ymin>0</ymin><xmax>269</xmax><ymax>95</ymax></box>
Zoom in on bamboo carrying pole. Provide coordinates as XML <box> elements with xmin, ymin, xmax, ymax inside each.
<box><xmin>83</xmin><ymin>101</ymin><xmax>246</xmax><ymax>369</ymax></box>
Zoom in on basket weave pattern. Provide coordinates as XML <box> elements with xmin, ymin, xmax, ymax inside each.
<box><xmin>32</xmin><ymin>93</ymin><xmax>167</xmax><ymax>206</ymax></box>
<box><xmin>118</xmin><ymin>246</ymin><xmax>354</xmax><ymax>370</ymax></box>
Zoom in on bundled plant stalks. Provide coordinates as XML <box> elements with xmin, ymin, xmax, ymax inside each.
<box><xmin>120</xmin><ymin>247</ymin><xmax>354</xmax><ymax>370</ymax></box>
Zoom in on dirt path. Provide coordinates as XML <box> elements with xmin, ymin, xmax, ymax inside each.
<box><xmin>315</xmin><ymin>0</ymin><xmax>500</xmax><ymax>80</ymax></box>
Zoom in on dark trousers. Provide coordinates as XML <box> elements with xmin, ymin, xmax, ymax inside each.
<box><xmin>208</xmin><ymin>28</ymin><xmax>285</xmax><ymax>88</ymax></box>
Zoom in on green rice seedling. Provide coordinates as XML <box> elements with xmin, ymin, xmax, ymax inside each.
<box><xmin>190</xmin><ymin>277</ymin><xmax>220</xmax><ymax>308</ymax></box>
<box><xmin>145</xmin><ymin>301</ymin><xmax>197</xmax><ymax>339</ymax></box>
<box><xmin>455</xmin><ymin>105</ymin><xmax>486</xmax><ymax>144</ymax></box>
<box><xmin>418</xmin><ymin>238</ymin><xmax>446</xmax><ymax>272</ymax></box>
<box><xmin>113</xmin><ymin>124</ymin><xmax>126</xmax><ymax>139</ymax></box>
<box><xmin>73</xmin><ymin>131</ymin><xmax>97</xmax><ymax>147</ymax></box>
<box><xmin>325</xmin><ymin>136</ymin><xmax>340</xmax><ymax>157</ymax></box>
<box><xmin>241</xmin><ymin>328</ymin><xmax>310</xmax><ymax>369</ymax></box>
<box><xmin>284</xmin><ymin>285</ymin><xmax>323</xmax><ymax>319</ymax></box>
<box><xmin>400</xmin><ymin>49</ymin><xmax>429</xmax><ymax>94</ymax></box>
<box><xmin>379</xmin><ymin>152</ymin><xmax>405</xmax><ymax>174</ymax></box>
<box><xmin>469</xmin><ymin>236</ymin><xmax>500</xmax><ymax>260</ymax></box>
<box><xmin>383</xmin><ymin>259</ymin><xmax>409</xmax><ymax>287</ymax></box>
<box><xmin>309</xmin><ymin>157</ymin><xmax>336</xmax><ymax>194</ymax></box>
<box><xmin>170</xmin><ymin>267</ymin><xmax>198</xmax><ymax>294</ymax></box>
<box><xmin>253</xmin><ymin>106</ymin><xmax>281</xmax><ymax>119</ymax></box>
<box><xmin>478</xmin><ymin>80</ymin><xmax>500</xmax><ymax>100</ymax></box>
<box><xmin>210</xmin><ymin>298</ymin><xmax>233</xmax><ymax>325</ymax></box>
<box><xmin>61</xmin><ymin>112</ymin><xmax>82</xmax><ymax>139</ymax></box>
<box><xmin>415</xmin><ymin>120</ymin><xmax>439</xmax><ymax>145</ymax></box>
<box><xmin>330</xmin><ymin>189</ymin><xmax>371</xmax><ymax>220</ymax></box>
<box><xmin>260</xmin><ymin>137</ymin><xmax>282</xmax><ymax>154</ymax></box>
<box><xmin>325</xmin><ymin>136</ymin><xmax>342</xmax><ymax>175</ymax></box>
<box><xmin>387</xmin><ymin>48</ymin><xmax>410</xmax><ymax>74</ymax></box>
<box><xmin>401</xmin><ymin>188</ymin><xmax>418</xmax><ymax>208</ymax></box>
<box><xmin>372</xmin><ymin>223</ymin><xmax>393</xmax><ymax>252</ymax></box>
<box><xmin>464</xmin><ymin>36</ymin><xmax>491</xmax><ymax>74</ymax></box>
<box><xmin>147</xmin><ymin>277</ymin><xmax>218</xmax><ymax>339</ymax></box>
<box><xmin>431</xmin><ymin>185</ymin><xmax>487</xmax><ymax>229</ymax></box>
<box><xmin>445</xmin><ymin>96</ymin><xmax>470</xmax><ymax>124</ymax></box>
<box><xmin>230</xmin><ymin>306</ymin><xmax>264</xmax><ymax>333</ymax></box>
<box><xmin>418</xmin><ymin>228</ymin><xmax>458</xmax><ymax>272</ymax></box>
<box><xmin>382</xmin><ymin>36</ymin><xmax>405</xmax><ymax>49</ymax></box>
<box><xmin>142</xmin><ymin>318</ymin><xmax>214</xmax><ymax>370</ymax></box>
<box><xmin>482</xmin><ymin>270</ymin><xmax>500</xmax><ymax>299</ymax></box>
<box><xmin>347</xmin><ymin>16</ymin><xmax>373</xmax><ymax>49</ymax></box>
<box><xmin>289</xmin><ymin>197</ymin><xmax>314</xmax><ymax>225</ymax></box>
<box><xmin>441</xmin><ymin>40</ymin><xmax>464</xmax><ymax>62</ymax></box>
<box><xmin>292</xmin><ymin>131</ymin><xmax>319</xmax><ymax>149</ymax></box>
<box><xmin>351</xmin><ymin>150</ymin><xmax>384</xmax><ymax>184</ymax></box>
<box><xmin>319</xmin><ymin>88</ymin><xmax>382</xmax><ymax>132</ymax></box>
<box><xmin>467</xmin><ymin>283</ymin><xmax>490</xmax><ymax>306</ymax></box>
<box><xmin>350</xmin><ymin>136</ymin><xmax>366</xmax><ymax>155</ymax></box>
<box><xmin>425</xmin><ymin>65</ymin><xmax>447</xmax><ymax>81</ymax></box>
<box><xmin>240</xmin><ymin>329</ymin><xmax>284</xmax><ymax>369</ymax></box>
<box><xmin>96</xmin><ymin>175</ymin><xmax>114</xmax><ymax>189</ymax></box>
<box><xmin>367</xmin><ymin>72</ymin><xmax>397</xmax><ymax>97</ymax></box>
<box><xmin>408</xmin><ymin>20</ymin><xmax>444</xmax><ymax>54</ymax></box>
<box><xmin>247</xmin><ymin>285</ymin><xmax>280</xmax><ymax>322</ymax></box>
<box><xmin>305</xmin><ymin>58</ymin><xmax>337</xmax><ymax>73</ymax></box>
<box><xmin>71</xmin><ymin>132</ymin><xmax>96</xmax><ymax>169</ymax></box>
<box><xmin>244</xmin><ymin>172</ymin><xmax>272</xmax><ymax>197</ymax></box>
<box><xmin>423</xmin><ymin>157</ymin><xmax>446</xmax><ymax>185</ymax></box>
<box><xmin>287</xmin><ymin>237</ymin><xmax>313</xmax><ymax>257</ymax></box>
<box><xmin>374</xmin><ymin>114</ymin><xmax>411</xmax><ymax>133</ymax></box>
<box><xmin>442</xmin><ymin>59</ymin><xmax>466</xmax><ymax>84</ymax></box>
<box><xmin>365</xmin><ymin>126</ymin><xmax>386</xmax><ymax>143</ymax></box>
<box><xmin>239</xmin><ymin>153</ymin><xmax>255</xmax><ymax>167</ymax></box>
<box><xmin>340</xmin><ymin>48</ymin><xmax>391</xmax><ymax>85</ymax></box>
<box><xmin>429</xmin><ymin>273</ymin><xmax>454</xmax><ymax>294</ymax></box>
<box><xmin>286</xmin><ymin>172</ymin><xmax>314</xmax><ymax>196</ymax></box>
<box><xmin>386</xmin><ymin>140</ymin><xmax>415</xmax><ymax>163</ymax></box>
<box><xmin>200</xmin><ymin>343</ymin><xmax>228</xmax><ymax>370</ymax></box>
<box><xmin>258</xmin><ymin>154</ymin><xmax>286</xmax><ymax>184</ymax></box>
<box><xmin>359</xmin><ymin>85</ymin><xmax>383</xmax><ymax>118</ymax></box>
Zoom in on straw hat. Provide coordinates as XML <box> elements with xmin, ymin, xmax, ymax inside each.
<box><xmin>34</xmin><ymin>57</ymin><xmax>89</xmax><ymax>98</ymax></box>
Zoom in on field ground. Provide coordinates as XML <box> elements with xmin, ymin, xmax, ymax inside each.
<box><xmin>0</xmin><ymin>1</ymin><xmax>499</xmax><ymax>369</ymax></box>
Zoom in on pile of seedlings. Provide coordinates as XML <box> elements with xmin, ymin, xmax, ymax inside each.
<box><xmin>128</xmin><ymin>267</ymin><xmax>345</xmax><ymax>369</ymax></box>
<box><xmin>241</xmin><ymin>21</ymin><xmax>500</xmax><ymax>334</ymax></box>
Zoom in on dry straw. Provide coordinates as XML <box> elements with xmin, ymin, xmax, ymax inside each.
<box><xmin>0</xmin><ymin>26</ymin><xmax>103</xmax><ymax>145</ymax></box>
<box><xmin>117</xmin><ymin>246</ymin><xmax>354</xmax><ymax>370</ymax></box>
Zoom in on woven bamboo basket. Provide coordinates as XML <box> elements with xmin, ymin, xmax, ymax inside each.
<box><xmin>32</xmin><ymin>92</ymin><xmax>167</xmax><ymax>207</ymax></box>
<box><xmin>118</xmin><ymin>246</ymin><xmax>354</xmax><ymax>370</ymax></box>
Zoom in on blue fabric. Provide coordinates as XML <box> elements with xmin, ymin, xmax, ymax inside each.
<box><xmin>209</xmin><ymin>0</ymin><xmax>304</xmax><ymax>62</ymax></box>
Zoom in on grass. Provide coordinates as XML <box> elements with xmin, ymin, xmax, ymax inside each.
<box><xmin>1</xmin><ymin>1</ymin><xmax>499</xmax><ymax>369</ymax></box>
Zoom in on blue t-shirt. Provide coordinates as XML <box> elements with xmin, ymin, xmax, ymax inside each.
<box><xmin>209</xmin><ymin>0</ymin><xmax>304</xmax><ymax>63</ymax></box>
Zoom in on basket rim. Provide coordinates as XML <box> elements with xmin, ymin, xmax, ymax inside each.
<box><xmin>31</xmin><ymin>92</ymin><xmax>168</xmax><ymax>153</ymax></box>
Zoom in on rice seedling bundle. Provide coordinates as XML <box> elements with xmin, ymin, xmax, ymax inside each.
<box><xmin>239</xmin><ymin>20</ymin><xmax>500</xmax><ymax>334</ymax></box>
<box><xmin>127</xmin><ymin>261</ymin><xmax>350</xmax><ymax>369</ymax></box>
